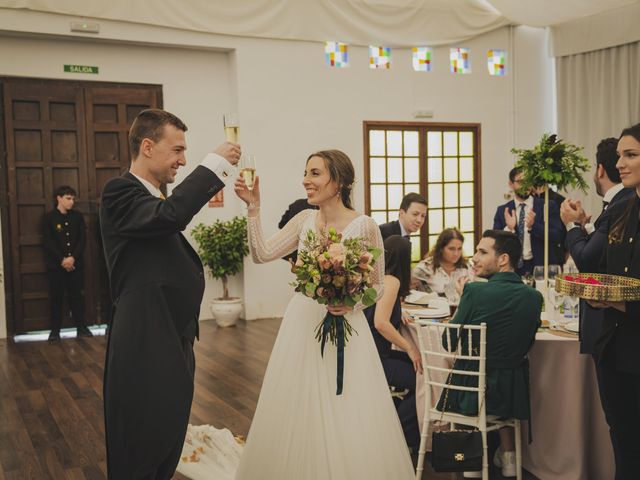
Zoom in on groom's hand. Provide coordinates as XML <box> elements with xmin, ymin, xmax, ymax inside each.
<box><xmin>215</xmin><ymin>142</ymin><xmax>241</xmax><ymax>166</ymax></box>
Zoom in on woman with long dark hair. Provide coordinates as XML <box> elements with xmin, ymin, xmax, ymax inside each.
<box><xmin>593</xmin><ymin>123</ymin><xmax>640</xmax><ymax>479</ymax></box>
<box><xmin>412</xmin><ymin>227</ymin><xmax>473</xmax><ymax>294</ymax></box>
<box><xmin>365</xmin><ymin>235</ymin><xmax>423</xmax><ymax>451</ymax></box>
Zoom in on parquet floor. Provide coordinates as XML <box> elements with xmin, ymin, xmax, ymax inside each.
<box><xmin>0</xmin><ymin>319</ymin><xmax>534</xmax><ymax>479</ymax></box>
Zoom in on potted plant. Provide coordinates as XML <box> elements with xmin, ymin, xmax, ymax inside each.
<box><xmin>511</xmin><ymin>133</ymin><xmax>589</xmax><ymax>283</ymax></box>
<box><xmin>192</xmin><ymin>216</ymin><xmax>249</xmax><ymax>327</ymax></box>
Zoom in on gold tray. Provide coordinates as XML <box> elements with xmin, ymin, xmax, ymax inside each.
<box><xmin>555</xmin><ymin>273</ymin><xmax>640</xmax><ymax>302</ymax></box>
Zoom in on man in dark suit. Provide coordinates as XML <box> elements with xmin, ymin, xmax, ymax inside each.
<box><xmin>560</xmin><ymin>137</ymin><xmax>634</xmax><ymax>476</ymax></box>
<box><xmin>493</xmin><ymin>167</ymin><xmax>564</xmax><ymax>275</ymax></box>
<box><xmin>42</xmin><ymin>185</ymin><xmax>93</xmax><ymax>342</ymax></box>
<box><xmin>100</xmin><ymin>109</ymin><xmax>240</xmax><ymax>480</ymax></box>
<box><xmin>560</xmin><ymin>137</ymin><xmax>635</xmax><ymax>352</ymax></box>
<box><xmin>378</xmin><ymin>192</ymin><xmax>427</xmax><ymax>241</ymax></box>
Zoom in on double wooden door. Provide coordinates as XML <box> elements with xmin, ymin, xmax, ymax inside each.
<box><xmin>0</xmin><ymin>77</ymin><xmax>162</xmax><ymax>334</ymax></box>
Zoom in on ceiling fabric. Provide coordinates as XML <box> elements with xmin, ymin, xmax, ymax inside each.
<box><xmin>0</xmin><ymin>0</ymin><xmax>637</xmax><ymax>54</ymax></box>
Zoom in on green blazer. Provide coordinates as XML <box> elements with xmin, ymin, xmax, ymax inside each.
<box><xmin>437</xmin><ymin>272</ymin><xmax>542</xmax><ymax>419</ymax></box>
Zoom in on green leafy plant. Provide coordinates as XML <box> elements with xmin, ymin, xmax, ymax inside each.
<box><xmin>192</xmin><ymin>216</ymin><xmax>249</xmax><ymax>300</ymax></box>
<box><xmin>511</xmin><ymin>133</ymin><xmax>590</xmax><ymax>193</ymax></box>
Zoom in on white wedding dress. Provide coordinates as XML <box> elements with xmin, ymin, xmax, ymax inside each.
<box><xmin>178</xmin><ymin>210</ymin><xmax>415</xmax><ymax>480</ymax></box>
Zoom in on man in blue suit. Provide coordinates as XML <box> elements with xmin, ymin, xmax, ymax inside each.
<box><xmin>560</xmin><ymin>137</ymin><xmax>634</xmax><ymax>477</ymax></box>
<box><xmin>493</xmin><ymin>167</ymin><xmax>564</xmax><ymax>275</ymax></box>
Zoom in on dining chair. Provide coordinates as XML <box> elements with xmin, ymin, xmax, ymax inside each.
<box><xmin>414</xmin><ymin>320</ymin><xmax>522</xmax><ymax>480</ymax></box>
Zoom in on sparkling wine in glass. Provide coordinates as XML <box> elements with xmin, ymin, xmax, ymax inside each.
<box><xmin>223</xmin><ymin>113</ymin><xmax>240</xmax><ymax>143</ymax></box>
<box><xmin>240</xmin><ymin>154</ymin><xmax>257</xmax><ymax>206</ymax></box>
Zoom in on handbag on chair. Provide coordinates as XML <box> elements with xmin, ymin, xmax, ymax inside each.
<box><xmin>431</xmin><ymin>429</ymin><xmax>483</xmax><ymax>472</ymax></box>
<box><xmin>430</xmin><ymin>324</ymin><xmax>485</xmax><ymax>473</ymax></box>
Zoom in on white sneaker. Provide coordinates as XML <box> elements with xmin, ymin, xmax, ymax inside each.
<box><xmin>462</xmin><ymin>471</ymin><xmax>482</xmax><ymax>478</ymax></box>
<box><xmin>500</xmin><ymin>451</ymin><xmax>517</xmax><ymax>478</ymax></box>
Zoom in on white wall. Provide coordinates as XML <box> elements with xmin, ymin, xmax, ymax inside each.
<box><xmin>0</xmin><ymin>9</ymin><xmax>554</xmax><ymax>335</ymax></box>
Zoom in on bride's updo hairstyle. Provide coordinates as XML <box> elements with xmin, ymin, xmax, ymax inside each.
<box><xmin>307</xmin><ymin>149</ymin><xmax>355</xmax><ymax>210</ymax></box>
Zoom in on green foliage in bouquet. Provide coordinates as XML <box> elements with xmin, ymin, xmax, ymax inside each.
<box><xmin>511</xmin><ymin>133</ymin><xmax>590</xmax><ymax>193</ymax></box>
<box><xmin>192</xmin><ymin>216</ymin><xmax>249</xmax><ymax>300</ymax></box>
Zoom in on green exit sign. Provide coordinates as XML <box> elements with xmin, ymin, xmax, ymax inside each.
<box><xmin>64</xmin><ymin>64</ymin><xmax>99</xmax><ymax>74</ymax></box>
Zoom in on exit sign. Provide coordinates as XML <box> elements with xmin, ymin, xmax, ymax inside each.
<box><xmin>64</xmin><ymin>64</ymin><xmax>99</xmax><ymax>74</ymax></box>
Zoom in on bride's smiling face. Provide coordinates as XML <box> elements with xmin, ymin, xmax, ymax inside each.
<box><xmin>303</xmin><ymin>156</ymin><xmax>338</xmax><ymax>205</ymax></box>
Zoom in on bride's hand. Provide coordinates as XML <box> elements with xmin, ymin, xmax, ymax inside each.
<box><xmin>327</xmin><ymin>303</ymin><xmax>353</xmax><ymax>316</ymax></box>
<box><xmin>234</xmin><ymin>175</ymin><xmax>260</xmax><ymax>207</ymax></box>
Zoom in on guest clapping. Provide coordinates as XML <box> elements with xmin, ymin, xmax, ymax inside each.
<box><xmin>411</xmin><ymin>228</ymin><xmax>473</xmax><ymax>294</ymax></box>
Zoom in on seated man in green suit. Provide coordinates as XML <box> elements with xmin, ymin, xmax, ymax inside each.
<box><xmin>438</xmin><ymin>230</ymin><xmax>542</xmax><ymax>479</ymax></box>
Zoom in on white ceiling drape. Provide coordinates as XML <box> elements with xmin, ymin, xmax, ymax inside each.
<box><xmin>0</xmin><ymin>0</ymin><xmax>637</xmax><ymax>54</ymax></box>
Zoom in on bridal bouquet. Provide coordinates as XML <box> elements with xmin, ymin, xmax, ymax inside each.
<box><xmin>291</xmin><ymin>227</ymin><xmax>381</xmax><ymax>394</ymax></box>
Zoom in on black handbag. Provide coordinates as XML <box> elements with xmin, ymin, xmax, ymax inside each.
<box><xmin>431</xmin><ymin>429</ymin><xmax>483</xmax><ymax>472</ymax></box>
<box><xmin>430</xmin><ymin>323</ymin><xmax>485</xmax><ymax>473</ymax></box>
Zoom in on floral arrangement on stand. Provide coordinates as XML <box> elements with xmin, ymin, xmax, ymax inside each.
<box><xmin>511</xmin><ymin>133</ymin><xmax>590</xmax><ymax>282</ymax></box>
<box><xmin>291</xmin><ymin>226</ymin><xmax>381</xmax><ymax>395</ymax></box>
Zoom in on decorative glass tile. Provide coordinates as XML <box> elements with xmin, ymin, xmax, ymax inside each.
<box><xmin>427</xmin><ymin>131</ymin><xmax>442</xmax><ymax>156</ymax></box>
<box><xmin>404</xmin><ymin>184</ymin><xmax>420</xmax><ymax>195</ymax></box>
<box><xmin>412</xmin><ymin>47</ymin><xmax>432</xmax><ymax>72</ymax></box>
<box><xmin>325</xmin><ymin>41</ymin><xmax>348</xmax><ymax>67</ymax></box>
<box><xmin>450</xmin><ymin>48</ymin><xmax>471</xmax><ymax>74</ymax></box>
<box><xmin>370</xmin><ymin>46</ymin><xmax>391</xmax><ymax>69</ymax></box>
<box><xmin>371</xmin><ymin>211</ymin><xmax>387</xmax><ymax>224</ymax></box>
<box><xmin>404</xmin><ymin>131</ymin><xmax>419</xmax><ymax>156</ymax></box>
<box><xmin>487</xmin><ymin>49</ymin><xmax>506</xmax><ymax>76</ymax></box>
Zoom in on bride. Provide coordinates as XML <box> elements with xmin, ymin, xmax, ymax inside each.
<box><xmin>181</xmin><ymin>150</ymin><xmax>415</xmax><ymax>479</ymax></box>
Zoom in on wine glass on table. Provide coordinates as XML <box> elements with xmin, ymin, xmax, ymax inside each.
<box><xmin>223</xmin><ymin>113</ymin><xmax>240</xmax><ymax>143</ymax></box>
<box><xmin>547</xmin><ymin>265</ymin><xmax>562</xmax><ymax>325</ymax></box>
<box><xmin>240</xmin><ymin>154</ymin><xmax>257</xmax><ymax>207</ymax></box>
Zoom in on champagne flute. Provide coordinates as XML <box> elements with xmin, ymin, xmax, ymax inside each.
<box><xmin>240</xmin><ymin>154</ymin><xmax>257</xmax><ymax>207</ymax></box>
<box><xmin>223</xmin><ymin>113</ymin><xmax>240</xmax><ymax>143</ymax></box>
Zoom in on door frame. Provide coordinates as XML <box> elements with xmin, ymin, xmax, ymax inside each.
<box><xmin>0</xmin><ymin>76</ymin><xmax>163</xmax><ymax>337</ymax></box>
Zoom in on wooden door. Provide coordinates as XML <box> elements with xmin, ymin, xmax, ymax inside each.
<box><xmin>0</xmin><ymin>77</ymin><xmax>161</xmax><ymax>334</ymax></box>
<box><xmin>84</xmin><ymin>84</ymin><xmax>161</xmax><ymax>332</ymax></box>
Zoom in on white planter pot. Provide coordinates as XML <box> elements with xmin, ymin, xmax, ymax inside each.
<box><xmin>210</xmin><ymin>298</ymin><xmax>243</xmax><ymax>327</ymax></box>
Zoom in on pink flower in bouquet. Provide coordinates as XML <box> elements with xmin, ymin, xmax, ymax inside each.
<box><xmin>316</xmin><ymin>286</ymin><xmax>325</xmax><ymax>297</ymax></box>
<box><xmin>327</xmin><ymin>243</ymin><xmax>346</xmax><ymax>268</ymax></box>
<box><xmin>317</xmin><ymin>254</ymin><xmax>332</xmax><ymax>271</ymax></box>
<box><xmin>359</xmin><ymin>251</ymin><xmax>373</xmax><ymax>265</ymax></box>
<box><xmin>321</xmin><ymin>273</ymin><xmax>332</xmax><ymax>284</ymax></box>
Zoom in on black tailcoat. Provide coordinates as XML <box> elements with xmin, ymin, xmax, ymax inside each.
<box><xmin>100</xmin><ymin>166</ymin><xmax>223</xmax><ymax>479</ymax></box>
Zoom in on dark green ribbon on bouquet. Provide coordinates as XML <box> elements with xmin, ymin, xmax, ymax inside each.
<box><xmin>317</xmin><ymin>313</ymin><xmax>351</xmax><ymax>395</ymax></box>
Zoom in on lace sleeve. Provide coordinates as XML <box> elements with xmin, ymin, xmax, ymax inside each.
<box><xmin>353</xmin><ymin>216</ymin><xmax>385</xmax><ymax>313</ymax></box>
<box><xmin>247</xmin><ymin>209</ymin><xmax>313</xmax><ymax>264</ymax></box>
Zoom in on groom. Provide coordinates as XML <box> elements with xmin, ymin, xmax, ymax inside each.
<box><xmin>100</xmin><ymin>109</ymin><xmax>240</xmax><ymax>479</ymax></box>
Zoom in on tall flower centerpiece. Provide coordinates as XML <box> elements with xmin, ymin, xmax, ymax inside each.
<box><xmin>511</xmin><ymin>134</ymin><xmax>589</xmax><ymax>283</ymax></box>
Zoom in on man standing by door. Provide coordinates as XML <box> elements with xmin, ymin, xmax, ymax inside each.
<box><xmin>42</xmin><ymin>185</ymin><xmax>93</xmax><ymax>342</ymax></box>
<box><xmin>100</xmin><ymin>109</ymin><xmax>240</xmax><ymax>480</ymax></box>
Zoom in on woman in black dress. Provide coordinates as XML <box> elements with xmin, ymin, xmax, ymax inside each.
<box><xmin>593</xmin><ymin>123</ymin><xmax>640</xmax><ymax>479</ymax></box>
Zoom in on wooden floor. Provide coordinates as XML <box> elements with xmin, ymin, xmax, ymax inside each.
<box><xmin>0</xmin><ymin>319</ymin><xmax>536</xmax><ymax>479</ymax></box>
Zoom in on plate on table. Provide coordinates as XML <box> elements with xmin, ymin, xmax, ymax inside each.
<box><xmin>407</xmin><ymin>306</ymin><xmax>450</xmax><ymax>321</ymax></box>
<box><xmin>404</xmin><ymin>290</ymin><xmax>438</xmax><ymax>306</ymax></box>
<box><xmin>562</xmin><ymin>321</ymin><xmax>580</xmax><ymax>334</ymax></box>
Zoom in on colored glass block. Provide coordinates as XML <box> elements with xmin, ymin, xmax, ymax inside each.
<box><xmin>412</xmin><ymin>47</ymin><xmax>432</xmax><ymax>72</ymax></box>
<box><xmin>324</xmin><ymin>41</ymin><xmax>348</xmax><ymax>68</ymax></box>
<box><xmin>450</xmin><ymin>48</ymin><xmax>471</xmax><ymax>74</ymax></box>
<box><xmin>487</xmin><ymin>49</ymin><xmax>506</xmax><ymax>76</ymax></box>
<box><xmin>369</xmin><ymin>46</ymin><xmax>391</xmax><ymax>69</ymax></box>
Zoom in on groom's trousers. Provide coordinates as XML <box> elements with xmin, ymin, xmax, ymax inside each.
<box><xmin>140</xmin><ymin>336</ymin><xmax>195</xmax><ymax>480</ymax></box>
